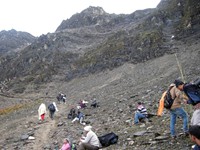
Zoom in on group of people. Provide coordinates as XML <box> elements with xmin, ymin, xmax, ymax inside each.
<box><xmin>157</xmin><ymin>79</ymin><xmax>200</xmax><ymax>149</ymax></box>
<box><xmin>37</xmin><ymin>96</ymin><xmax>101</xmax><ymax>150</ymax></box>
<box><xmin>37</xmin><ymin>78</ymin><xmax>200</xmax><ymax>150</ymax></box>
<box><xmin>57</xmin><ymin>93</ymin><xmax>67</xmax><ymax>104</ymax></box>
<box><xmin>133</xmin><ymin>78</ymin><xmax>200</xmax><ymax>149</ymax></box>
<box><xmin>38</xmin><ymin>102</ymin><xmax>58</xmax><ymax>122</ymax></box>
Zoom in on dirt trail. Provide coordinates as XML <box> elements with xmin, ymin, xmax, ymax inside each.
<box><xmin>32</xmin><ymin>119</ymin><xmax>56</xmax><ymax>150</ymax></box>
<box><xmin>27</xmin><ymin>104</ymin><xmax>67</xmax><ymax>150</ymax></box>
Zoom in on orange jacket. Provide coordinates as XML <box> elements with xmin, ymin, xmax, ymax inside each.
<box><xmin>157</xmin><ymin>91</ymin><xmax>167</xmax><ymax>116</ymax></box>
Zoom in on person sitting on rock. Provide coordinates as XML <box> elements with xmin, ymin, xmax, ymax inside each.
<box><xmin>60</xmin><ymin>138</ymin><xmax>71</xmax><ymax>150</ymax></box>
<box><xmin>62</xmin><ymin>95</ymin><xmax>67</xmax><ymax>103</ymax></box>
<box><xmin>38</xmin><ymin>103</ymin><xmax>47</xmax><ymax>122</ymax></box>
<box><xmin>90</xmin><ymin>99</ymin><xmax>99</xmax><ymax>108</ymax></box>
<box><xmin>79</xmin><ymin>126</ymin><xmax>100</xmax><ymax>150</ymax></box>
<box><xmin>189</xmin><ymin>125</ymin><xmax>200</xmax><ymax>150</ymax></box>
<box><xmin>134</xmin><ymin>102</ymin><xmax>148</xmax><ymax>124</ymax></box>
<box><xmin>72</xmin><ymin>111</ymin><xmax>85</xmax><ymax>125</ymax></box>
<box><xmin>48</xmin><ymin>102</ymin><xmax>58</xmax><ymax>120</ymax></box>
<box><xmin>68</xmin><ymin>106</ymin><xmax>77</xmax><ymax>120</ymax></box>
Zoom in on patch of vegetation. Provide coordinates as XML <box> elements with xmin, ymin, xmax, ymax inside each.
<box><xmin>0</xmin><ymin>99</ymin><xmax>42</xmax><ymax>116</ymax></box>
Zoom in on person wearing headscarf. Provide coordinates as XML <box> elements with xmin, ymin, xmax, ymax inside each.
<box><xmin>38</xmin><ymin>103</ymin><xmax>47</xmax><ymax>121</ymax></box>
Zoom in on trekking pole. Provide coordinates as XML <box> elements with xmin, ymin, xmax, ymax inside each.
<box><xmin>174</xmin><ymin>53</ymin><xmax>185</xmax><ymax>82</ymax></box>
<box><xmin>174</xmin><ymin>53</ymin><xmax>192</xmax><ymax>114</ymax></box>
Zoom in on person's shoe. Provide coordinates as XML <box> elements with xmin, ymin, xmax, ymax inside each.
<box><xmin>171</xmin><ymin>135</ymin><xmax>177</xmax><ymax>142</ymax></box>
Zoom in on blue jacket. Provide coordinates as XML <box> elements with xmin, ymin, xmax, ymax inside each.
<box><xmin>183</xmin><ymin>83</ymin><xmax>200</xmax><ymax>105</ymax></box>
<box><xmin>194</xmin><ymin>144</ymin><xmax>200</xmax><ymax>150</ymax></box>
<box><xmin>77</xmin><ymin>112</ymin><xmax>84</xmax><ymax>119</ymax></box>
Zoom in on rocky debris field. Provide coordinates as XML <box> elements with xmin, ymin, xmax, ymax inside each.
<box><xmin>0</xmin><ymin>39</ymin><xmax>200</xmax><ymax>150</ymax></box>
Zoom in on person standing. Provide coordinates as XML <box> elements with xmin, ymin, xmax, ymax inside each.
<box><xmin>134</xmin><ymin>102</ymin><xmax>148</xmax><ymax>124</ymax></box>
<box><xmin>38</xmin><ymin>103</ymin><xmax>47</xmax><ymax>121</ymax></box>
<box><xmin>168</xmin><ymin>83</ymin><xmax>189</xmax><ymax>138</ymax></box>
<box><xmin>175</xmin><ymin>79</ymin><xmax>200</xmax><ymax>125</ymax></box>
<box><xmin>79</xmin><ymin>126</ymin><xmax>100</xmax><ymax>150</ymax></box>
<box><xmin>48</xmin><ymin>102</ymin><xmax>58</xmax><ymax>120</ymax></box>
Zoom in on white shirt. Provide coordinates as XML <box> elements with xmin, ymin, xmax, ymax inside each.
<box><xmin>81</xmin><ymin>130</ymin><xmax>100</xmax><ymax>147</ymax></box>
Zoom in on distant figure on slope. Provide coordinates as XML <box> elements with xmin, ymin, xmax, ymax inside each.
<box><xmin>90</xmin><ymin>98</ymin><xmax>99</xmax><ymax>108</ymax></box>
<box><xmin>38</xmin><ymin>103</ymin><xmax>47</xmax><ymax>122</ymax></box>
<box><xmin>68</xmin><ymin>106</ymin><xmax>77</xmax><ymax>120</ymax></box>
<box><xmin>72</xmin><ymin>111</ymin><xmax>85</xmax><ymax>125</ymax></box>
<box><xmin>134</xmin><ymin>102</ymin><xmax>148</xmax><ymax>124</ymax></box>
<box><xmin>77</xmin><ymin>100</ymin><xmax>87</xmax><ymax>109</ymax></box>
<box><xmin>48</xmin><ymin>102</ymin><xmax>58</xmax><ymax>120</ymax></box>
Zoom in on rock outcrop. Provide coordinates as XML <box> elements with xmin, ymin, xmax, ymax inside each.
<box><xmin>0</xmin><ymin>29</ymin><xmax>35</xmax><ymax>54</ymax></box>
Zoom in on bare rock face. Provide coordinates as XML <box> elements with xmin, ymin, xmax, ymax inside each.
<box><xmin>56</xmin><ymin>6</ymin><xmax>114</xmax><ymax>31</ymax></box>
<box><xmin>0</xmin><ymin>29</ymin><xmax>35</xmax><ymax>54</ymax></box>
<box><xmin>0</xmin><ymin>0</ymin><xmax>199</xmax><ymax>94</ymax></box>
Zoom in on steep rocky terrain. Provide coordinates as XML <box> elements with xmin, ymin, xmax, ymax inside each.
<box><xmin>0</xmin><ymin>0</ymin><xmax>200</xmax><ymax>149</ymax></box>
<box><xmin>0</xmin><ymin>29</ymin><xmax>35</xmax><ymax>54</ymax></box>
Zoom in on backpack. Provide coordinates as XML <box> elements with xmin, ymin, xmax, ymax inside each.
<box><xmin>98</xmin><ymin>132</ymin><xmax>118</xmax><ymax>147</ymax></box>
<box><xmin>71</xmin><ymin>143</ymin><xmax>77</xmax><ymax>150</ymax></box>
<box><xmin>164</xmin><ymin>86</ymin><xmax>175</xmax><ymax>109</ymax></box>
<box><xmin>48</xmin><ymin>104</ymin><xmax>55</xmax><ymax>112</ymax></box>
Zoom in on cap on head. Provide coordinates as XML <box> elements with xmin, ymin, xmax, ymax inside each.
<box><xmin>84</xmin><ymin>126</ymin><xmax>92</xmax><ymax>132</ymax></box>
<box><xmin>174</xmin><ymin>79</ymin><xmax>184</xmax><ymax>87</ymax></box>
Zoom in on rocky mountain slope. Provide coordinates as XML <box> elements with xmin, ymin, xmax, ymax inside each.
<box><xmin>0</xmin><ymin>0</ymin><xmax>199</xmax><ymax>95</ymax></box>
<box><xmin>0</xmin><ymin>29</ymin><xmax>35</xmax><ymax>54</ymax></box>
<box><xmin>0</xmin><ymin>0</ymin><xmax>200</xmax><ymax>149</ymax></box>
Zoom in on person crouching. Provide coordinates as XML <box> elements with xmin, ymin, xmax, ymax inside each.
<box><xmin>79</xmin><ymin>126</ymin><xmax>100</xmax><ymax>150</ymax></box>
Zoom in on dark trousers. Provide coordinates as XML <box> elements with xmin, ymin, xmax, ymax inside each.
<box><xmin>79</xmin><ymin>143</ymin><xmax>99</xmax><ymax>150</ymax></box>
<box><xmin>49</xmin><ymin>110</ymin><xmax>55</xmax><ymax>120</ymax></box>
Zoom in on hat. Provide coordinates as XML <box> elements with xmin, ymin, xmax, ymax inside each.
<box><xmin>84</xmin><ymin>126</ymin><xmax>92</xmax><ymax>132</ymax></box>
<box><xmin>174</xmin><ymin>79</ymin><xmax>184</xmax><ymax>87</ymax></box>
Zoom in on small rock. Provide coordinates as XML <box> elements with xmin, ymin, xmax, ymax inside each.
<box><xmin>28</xmin><ymin>136</ymin><xmax>35</xmax><ymax>140</ymax></box>
<box><xmin>21</xmin><ymin>134</ymin><xmax>29</xmax><ymax>141</ymax></box>
<box><xmin>43</xmin><ymin>144</ymin><xmax>51</xmax><ymax>149</ymax></box>
<box><xmin>133</xmin><ymin>131</ymin><xmax>147</xmax><ymax>137</ymax></box>
<box><xmin>57</xmin><ymin>122</ymin><xmax>64</xmax><ymax>126</ymax></box>
<box><xmin>27</xmin><ymin>131</ymin><xmax>34</xmax><ymax>136</ymax></box>
<box><xmin>139</xmin><ymin>124</ymin><xmax>146</xmax><ymax>128</ymax></box>
<box><xmin>129</xmin><ymin>140</ymin><xmax>134</xmax><ymax>145</ymax></box>
<box><xmin>155</xmin><ymin>135</ymin><xmax>169</xmax><ymax>141</ymax></box>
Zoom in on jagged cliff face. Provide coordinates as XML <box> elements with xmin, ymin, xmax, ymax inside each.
<box><xmin>0</xmin><ymin>0</ymin><xmax>199</xmax><ymax>93</ymax></box>
<box><xmin>0</xmin><ymin>29</ymin><xmax>35</xmax><ymax>54</ymax></box>
<box><xmin>56</xmin><ymin>6</ymin><xmax>116</xmax><ymax>31</ymax></box>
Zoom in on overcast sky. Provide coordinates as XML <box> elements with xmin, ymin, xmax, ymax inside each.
<box><xmin>0</xmin><ymin>0</ymin><xmax>161</xmax><ymax>37</ymax></box>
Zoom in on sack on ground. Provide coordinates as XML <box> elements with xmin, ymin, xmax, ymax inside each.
<box><xmin>98</xmin><ymin>132</ymin><xmax>118</xmax><ymax>147</ymax></box>
<box><xmin>164</xmin><ymin>87</ymin><xmax>174</xmax><ymax>109</ymax></box>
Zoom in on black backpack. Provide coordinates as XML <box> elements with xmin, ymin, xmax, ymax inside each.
<box><xmin>164</xmin><ymin>86</ymin><xmax>175</xmax><ymax>109</ymax></box>
<box><xmin>98</xmin><ymin>132</ymin><xmax>118</xmax><ymax>147</ymax></box>
<box><xmin>48</xmin><ymin>104</ymin><xmax>55</xmax><ymax>112</ymax></box>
